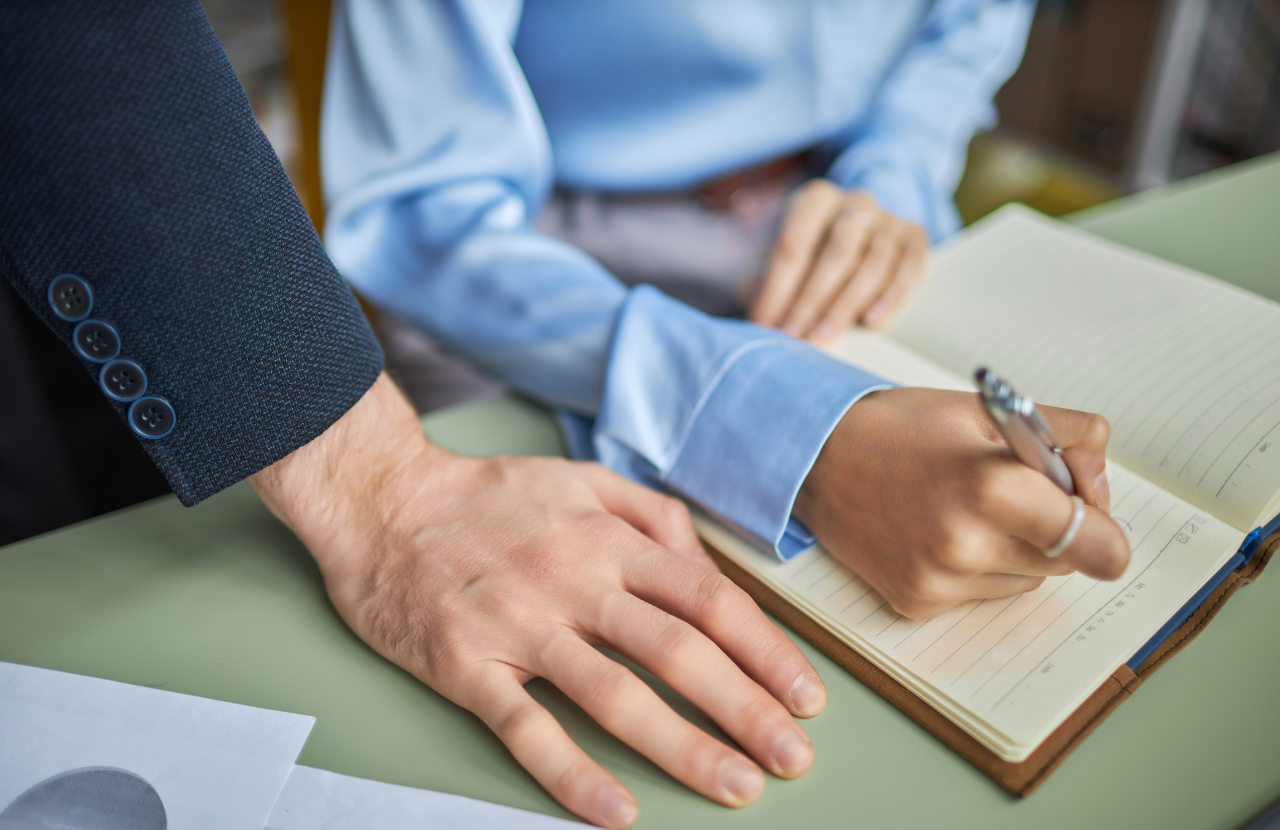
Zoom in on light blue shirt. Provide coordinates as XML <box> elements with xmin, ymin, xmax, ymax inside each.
<box><xmin>322</xmin><ymin>0</ymin><xmax>1034</xmax><ymax>557</ymax></box>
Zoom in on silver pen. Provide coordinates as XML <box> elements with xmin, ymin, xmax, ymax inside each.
<box><xmin>974</xmin><ymin>368</ymin><xmax>1076</xmax><ymax>496</ymax></box>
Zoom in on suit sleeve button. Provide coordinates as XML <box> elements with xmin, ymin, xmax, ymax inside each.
<box><xmin>72</xmin><ymin>320</ymin><xmax>121</xmax><ymax>363</ymax></box>
<box><xmin>128</xmin><ymin>397</ymin><xmax>176</xmax><ymax>439</ymax></box>
<box><xmin>99</xmin><ymin>358</ymin><xmax>147</xmax><ymax>401</ymax></box>
<box><xmin>48</xmin><ymin>274</ymin><xmax>94</xmax><ymax>321</ymax></box>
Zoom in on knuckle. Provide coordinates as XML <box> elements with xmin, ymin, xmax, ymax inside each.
<box><xmin>937</xmin><ymin>535</ymin><xmax>983</xmax><ymax>573</ymax></box>
<box><xmin>573</xmin><ymin>459</ymin><xmax>605</xmax><ymax>477</ymax></box>
<box><xmin>804</xmin><ymin>178</ymin><xmax>839</xmax><ymax>198</ymax></box>
<box><xmin>849</xmin><ymin>189</ymin><xmax>878</xmax><ymax>210</ymax></box>
<box><xmin>651</xmin><ymin>618</ymin><xmax>699</xmax><ymax>670</ymax></box>
<box><xmin>554</xmin><ymin>755</ymin><xmax>603</xmax><ymax>805</ymax></box>
<box><xmin>872</xmin><ymin>222</ymin><xmax>903</xmax><ymax>249</ymax></box>
<box><xmin>423</xmin><ymin>624</ymin><xmax>471</xmax><ymax>673</ymax></box>
<box><xmin>496</xmin><ymin>700</ymin><xmax>546</xmax><ymax>748</ymax></box>
<box><xmin>774</xmin><ymin>231</ymin><xmax>803</xmax><ymax>261</ymax></box>
<box><xmin>581</xmin><ymin>662</ymin><xmax>634</xmax><ymax>713</ymax></box>
<box><xmin>659</xmin><ymin>495</ymin><xmax>693</xmax><ymax>531</ymax></box>
<box><xmin>578</xmin><ymin>512</ymin><xmax>629</xmax><ymax>547</ymax></box>
<box><xmin>893</xmin><ymin>565</ymin><xmax>952</xmax><ymax>617</ymax></box>
<box><xmin>412</xmin><ymin>603</ymin><xmax>485</xmax><ymax>677</ymax></box>
<box><xmin>736</xmin><ymin>689</ymin><xmax>781</xmax><ymax>727</ymax></box>
<box><xmin>912</xmin><ymin>566</ymin><xmax>951</xmax><ymax>604</ymax></box>
<box><xmin>692</xmin><ymin>571</ymin><xmax>745</xmax><ymax>621</ymax></box>
<box><xmin>360</xmin><ymin>595</ymin><xmax>416</xmax><ymax>660</ymax></box>
<box><xmin>971</xmin><ymin>463</ymin><xmax>1015</xmax><ymax>516</ymax></box>
<box><xmin>1083</xmin><ymin>413</ymin><xmax>1112</xmax><ymax>448</ymax></box>
<box><xmin>519</xmin><ymin>545</ymin><xmax>563</xmax><ymax>583</ymax></box>
<box><xmin>835</xmin><ymin>213</ymin><xmax>872</xmax><ymax>245</ymax></box>
<box><xmin>889</xmin><ymin>594</ymin><xmax>941</xmax><ymax>621</ymax></box>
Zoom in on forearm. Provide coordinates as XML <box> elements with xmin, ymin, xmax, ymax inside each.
<box><xmin>1</xmin><ymin>0</ymin><xmax>383</xmax><ymax>505</ymax></box>
<box><xmin>336</xmin><ymin>212</ymin><xmax>624</xmax><ymax>414</ymax></box>
<box><xmin>824</xmin><ymin>0</ymin><xmax>1035</xmax><ymax>241</ymax></box>
<box><xmin>249</xmin><ymin>373</ymin><xmax>439</xmax><ymax>581</ymax></box>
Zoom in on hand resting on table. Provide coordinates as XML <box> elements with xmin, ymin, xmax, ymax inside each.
<box><xmin>249</xmin><ymin>373</ymin><xmax>826</xmax><ymax>828</ymax></box>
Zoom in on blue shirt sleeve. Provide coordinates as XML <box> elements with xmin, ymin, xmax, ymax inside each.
<box><xmin>322</xmin><ymin>0</ymin><xmax>891</xmax><ymax>558</ymax></box>
<box><xmin>824</xmin><ymin>0</ymin><xmax>1036</xmax><ymax>242</ymax></box>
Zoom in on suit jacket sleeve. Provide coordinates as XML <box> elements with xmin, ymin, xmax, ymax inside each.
<box><xmin>0</xmin><ymin>0</ymin><xmax>384</xmax><ymax>506</ymax></box>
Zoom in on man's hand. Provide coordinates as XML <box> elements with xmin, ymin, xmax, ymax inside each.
<box><xmin>749</xmin><ymin>180</ymin><xmax>928</xmax><ymax>343</ymax></box>
<box><xmin>794</xmin><ymin>388</ymin><xmax>1131</xmax><ymax>620</ymax></box>
<box><xmin>250</xmin><ymin>374</ymin><xmax>827</xmax><ymax>828</ymax></box>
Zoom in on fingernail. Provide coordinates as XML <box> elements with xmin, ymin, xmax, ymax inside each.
<box><xmin>771</xmin><ymin>729</ymin><xmax>814</xmax><ymax>777</ymax></box>
<box><xmin>788</xmin><ymin>672</ymin><xmax>826</xmax><ymax>717</ymax></box>
<box><xmin>781</xmin><ymin>319</ymin><xmax>803</xmax><ymax>338</ymax></box>
<box><xmin>811</xmin><ymin>322</ymin><xmax>837</xmax><ymax>343</ymax></box>
<box><xmin>1093</xmin><ymin>470</ymin><xmax>1111</xmax><ymax>512</ymax></box>
<box><xmin>719</xmin><ymin>757</ymin><xmax>765</xmax><ymax>806</ymax></box>
<box><xmin>864</xmin><ymin>301</ymin><xmax>886</xmax><ymax>326</ymax></box>
<box><xmin>597</xmin><ymin>787</ymin><xmax>638</xmax><ymax>828</ymax></box>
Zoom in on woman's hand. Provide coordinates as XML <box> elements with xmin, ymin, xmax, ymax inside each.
<box><xmin>250</xmin><ymin>375</ymin><xmax>826</xmax><ymax>828</ymax></box>
<box><xmin>795</xmin><ymin>388</ymin><xmax>1131</xmax><ymax>620</ymax></box>
<box><xmin>749</xmin><ymin>180</ymin><xmax>928</xmax><ymax>343</ymax></box>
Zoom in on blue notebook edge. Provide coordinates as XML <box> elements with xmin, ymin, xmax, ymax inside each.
<box><xmin>1127</xmin><ymin>510</ymin><xmax>1280</xmax><ymax>669</ymax></box>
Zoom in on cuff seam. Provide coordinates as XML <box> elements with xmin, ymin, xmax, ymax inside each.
<box><xmin>660</xmin><ymin>336</ymin><xmax>794</xmax><ymax>472</ymax></box>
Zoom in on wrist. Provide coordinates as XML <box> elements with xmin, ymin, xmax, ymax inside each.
<box><xmin>794</xmin><ymin>387</ymin><xmax>889</xmax><ymax>530</ymax></box>
<box><xmin>248</xmin><ymin>373</ymin><xmax>444</xmax><ymax>574</ymax></box>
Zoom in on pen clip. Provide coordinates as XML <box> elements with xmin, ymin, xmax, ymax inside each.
<box><xmin>1018</xmin><ymin>395</ymin><xmax>1063</xmax><ymax>454</ymax></box>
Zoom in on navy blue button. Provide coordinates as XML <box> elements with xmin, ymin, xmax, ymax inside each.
<box><xmin>128</xmin><ymin>397</ymin><xmax>175</xmax><ymax>439</ymax></box>
<box><xmin>72</xmin><ymin>319</ymin><xmax>121</xmax><ymax>363</ymax></box>
<box><xmin>99</xmin><ymin>358</ymin><xmax>147</xmax><ymax>402</ymax></box>
<box><xmin>48</xmin><ymin>274</ymin><xmax>94</xmax><ymax>321</ymax></box>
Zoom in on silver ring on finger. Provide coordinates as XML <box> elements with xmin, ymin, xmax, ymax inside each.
<box><xmin>1043</xmin><ymin>495</ymin><xmax>1085</xmax><ymax>558</ymax></box>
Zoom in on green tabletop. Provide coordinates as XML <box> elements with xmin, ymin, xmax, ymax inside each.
<box><xmin>4</xmin><ymin>154</ymin><xmax>1279</xmax><ymax>829</ymax></box>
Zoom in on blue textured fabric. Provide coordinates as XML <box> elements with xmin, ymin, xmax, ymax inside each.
<box><xmin>0</xmin><ymin>1</ymin><xmax>384</xmax><ymax>506</ymax></box>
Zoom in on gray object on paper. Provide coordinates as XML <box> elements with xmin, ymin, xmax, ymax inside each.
<box><xmin>0</xmin><ymin>662</ymin><xmax>314</xmax><ymax>830</ymax></box>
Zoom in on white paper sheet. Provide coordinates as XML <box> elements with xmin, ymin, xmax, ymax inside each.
<box><xmin>0</xmin><ymin>661</ymin><xmax>314</xmax><ymax>830</ymax></box>
<box><xmin>265</xmin><ymin>765</ymin><xmax>586</xmax><ymax>830</ymax></box>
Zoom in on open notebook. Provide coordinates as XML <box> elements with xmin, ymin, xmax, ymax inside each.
<box><xmin>694</xmin><ymin>205</ymin><xmax>1280</xmax><ymax>772</ymax></box>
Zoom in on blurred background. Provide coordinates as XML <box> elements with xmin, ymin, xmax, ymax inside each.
<box><xmin>203</xmin><ymin>0</ymin><xmax>1280</xmax><ymax>232</ymax></box>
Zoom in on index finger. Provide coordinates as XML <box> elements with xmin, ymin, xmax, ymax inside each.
<box><xmin>749</xmin><ymin>180</ymin><xmax>843</xmax><ymax>328</ymax></box>
<box><xmin>1037</xmin><ymin>405</ymin><xmax>1113</xmax><ymax>511</ymax></box>
<box><xmin>622</xmin><ymin>546</ymin><xmax>828</xmax><ymax>718</ymax></box>
<box><xmin>464</xmin><ymin>665</ymin><xmax>640</xmax><ymax>828</ymax></box>
<box><xmin>981</xmin><ymin>463</ymin><xmax>1131</xmax><ymax>581</ymax></box>
<box><xmin>573</xmin><ymin>462</ymin><xmax>715</xmax><ymax>568</ymax></box>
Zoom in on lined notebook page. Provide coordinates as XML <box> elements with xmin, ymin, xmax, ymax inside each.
<box><xmin>887</xmin><ymin>206</ymin><xmax>1280</xmax><ymax>532</ymax></box>
<box><xmin>697</xmin><ymin>477</ymin><xmax>1241</xmax><ymax>759</ymax></box>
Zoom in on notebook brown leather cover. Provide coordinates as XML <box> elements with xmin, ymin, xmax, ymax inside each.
<box><xmin>705</xmin><ymin>529</ymin><xmax>1278</xmax><ymax>797</ymax></box>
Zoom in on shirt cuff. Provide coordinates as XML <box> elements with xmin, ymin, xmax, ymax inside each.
<box><xmin>661</xmin><ymin>339</ymin><xmax>891</xmax><ymax>560</ymax></box>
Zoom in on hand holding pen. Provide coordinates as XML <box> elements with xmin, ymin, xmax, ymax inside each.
<box><xmin>797</xmin><ymin>386</ymin><xmax>1133</xmax><ymax>620</ymax></box>
<box><xmin>975</xmin><ymin>368</ymin><xmax>1127</xmax><ymax>570</ymax></box>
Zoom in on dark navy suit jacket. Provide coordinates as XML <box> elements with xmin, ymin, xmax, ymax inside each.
<box><xmin>0</xmin><ymin>1</ymin><xmax>384</xmax><ymax>507</ymax></box>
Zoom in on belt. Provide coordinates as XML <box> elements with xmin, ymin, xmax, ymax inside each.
<box><xmin>695</xmin><ymin>152</ymin><xmax>810</xmax><ymax>211</ymax></box>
